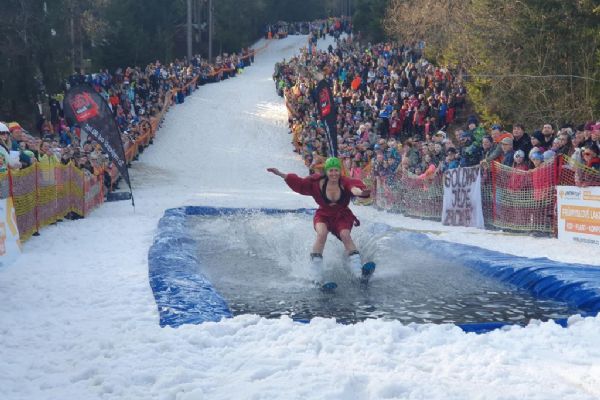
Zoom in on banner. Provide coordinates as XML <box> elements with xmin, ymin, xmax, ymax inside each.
<box><xmin>557</xmin><ymin>186</ymin><xmax>600</xmax><ymax>246</ymax></box>
<box><xmin>0</xmin><ymin>197</ymin><xmax>22</xmax><ymax>266</ymax></box>
<box><xmin>63</xmin><ymin>85</ymin><xmax>132</xmax><ymax>192</ymax></box>
<box><xmin>442</xmin><ymin>166</ymin><xmax>485</xmax><ymax>228</ymax></box>
<box><xmin>315</xmin><ymin>79</ymin><xmax>338</xmax><ymax>157</ymax></box>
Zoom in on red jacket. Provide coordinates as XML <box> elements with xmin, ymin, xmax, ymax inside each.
<box><xmin>284</xmin><ymin>173</ymin><xmax>366</xmax><ymax>218</ymax></box>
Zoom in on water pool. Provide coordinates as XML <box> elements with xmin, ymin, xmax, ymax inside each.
<box><xmin>187</xmin><ymin>212</ymin><xmax>577</xmax><ymax>324</ymax></box>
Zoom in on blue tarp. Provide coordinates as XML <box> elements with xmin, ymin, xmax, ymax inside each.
<box><xmin>148</xmin><ymin>207</ymin><xmax>600</xmax><ymax>332</ymax></box>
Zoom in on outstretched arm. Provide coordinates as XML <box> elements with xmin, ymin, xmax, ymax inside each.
<box><xmin>350</xmin><ymin>186</ymin><xmax>371</xmax><ymax>198</ymax></box>
<box><xmin>267</xmin><ymin>167</ymin><xmax>287</xmax><ymax>179</ymax></box>
<box><xmin>343</xmin><ymin>177</ymin><xmax>371</xmax><ymax>198</ymax></box>
<box><xmin>268</xmin><ymin>168</ymin><xmax>314</xmax><ymax>196</ymax></box>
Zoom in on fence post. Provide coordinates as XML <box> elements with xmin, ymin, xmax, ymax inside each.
<box><xmin>34</xmin><ymin>163</ymin><xmax>40</xmax><ymax>235</ymax></box>
<box><xmin>491</xmin><ymin>162</ymin><xmax>497</xmax><ymax>226</ymax></box>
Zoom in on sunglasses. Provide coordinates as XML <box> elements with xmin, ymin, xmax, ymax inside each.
<box><xmin>583</xmin><ymin>152</ymin><xmax>594</xmax><ymax>156</ymax></box>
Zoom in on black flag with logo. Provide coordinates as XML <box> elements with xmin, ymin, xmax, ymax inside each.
<box><xmin>63</xmin><ymin>85</ymin><xmax>133</xmax><ymax>197</ymax></box>
<box><xmin>315</xmin><ymin>79</ymin><xmax>338</xmax><ymax>157</ymax></box>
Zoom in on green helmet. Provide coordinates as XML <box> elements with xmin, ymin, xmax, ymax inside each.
<box><xmin>324</xmin><ymin>157</ymin><xmax>342</xmax><ymax>173</ymax></box>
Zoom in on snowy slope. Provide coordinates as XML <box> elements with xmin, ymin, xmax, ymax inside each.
<box><xmin>1</xmin><ymin>35</ymin><xmax>600</xmax><ymax>400</ymax></box>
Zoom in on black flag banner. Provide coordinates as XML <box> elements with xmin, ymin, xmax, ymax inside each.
<box><xmin>63</xmin><ymin>85</ymin><xmax>133</xmax><ymax>197</ymax></box>
<box><xmin>315</xmin><ymin>79</ymin><xmax>338</xmax><ymax>157</ymax></box>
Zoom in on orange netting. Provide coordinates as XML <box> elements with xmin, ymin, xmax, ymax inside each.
<box><xmin>373</xmin><ymin>170</ymin><xmax>443</xmax><ymax>220</ymax></box>
<box><xmin>490</xmin><ymin>160</ymin><xmax>557</xmax><ymax>233</ymax></box>
<box><xmin>558</xmin><ymin>155</ymin><xmax>600</xmax><ymax>187</ymax></box>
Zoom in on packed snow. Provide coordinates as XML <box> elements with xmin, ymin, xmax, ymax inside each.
<box><xmin>1</xmin><ymin>35</ymin><xmax>600</xmax><ymax>400</ymax></box>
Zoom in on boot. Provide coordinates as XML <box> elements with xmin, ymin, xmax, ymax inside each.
<box><xmin>348</xmin><ymin>250</ymin><xmax>363</xmax><ymax>279</ymax></box>
<box><xmin>308</xmin><ymin>253</ymin><xmax>324</xmax><ymax>283</ymax></box>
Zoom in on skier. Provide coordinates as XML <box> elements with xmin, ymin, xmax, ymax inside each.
<box><xmin>267</xmin><ymin>157</ymin><xmax>371</xmax><ymax>282</ymax></box>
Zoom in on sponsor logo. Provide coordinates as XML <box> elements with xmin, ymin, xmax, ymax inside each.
<box><xmin>318</xmin><ymin>88</ymin><xmax>331</xmax><ymax>118</ymax></box>
<box><xmin>69</xmin><ymin>92</ymin><xmax>99</xmax><ymax>122</ymax></box>
<box><xmin>559</xmin><ymin>189</ymin><xmax>580</xmax><ymax>200</ymax></box>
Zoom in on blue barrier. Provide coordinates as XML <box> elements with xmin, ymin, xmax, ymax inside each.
<box><xmin>148</xmin><ymin>206</ymin><xmax>315</xmax><ymax>327</ymax></box>
<box><xmin>148</xmin><ymin>207</ymin><xmax>232</xmax><ymax>327</ymax></box>
<box><xmin>148</xmin><ymin>207</ymin><xmax>600</xmax><ymax>332</ymax></box>
<box><xmin>396</xmin><ymin>231</ymin><xmax>600</xmax><ymax>315</ymax></box>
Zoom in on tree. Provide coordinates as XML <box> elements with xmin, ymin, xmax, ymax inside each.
<box><xmin>352</xmin><ymin>0</ymin><xmax>388</xmax><ymax>42</ymax></box>
<box><xmin>384</xmin><ymin>0</ymin><xmax>600</xmax><ymax>127</ymax></box>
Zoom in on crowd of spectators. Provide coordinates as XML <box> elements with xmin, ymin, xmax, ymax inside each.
<box><xmin>274</xmin><ymin>33</ymin><xmax>600</xmax><ymax>191</ymax></box>
<box><xmin>0</xmin><ymin>45</ymin><xmax>256</xmax><ymax>191</ymax></box>
<box><xmin>266</xmin><ymin>17</ymin><xmax>351</xmax><ymax>40</ymax></box>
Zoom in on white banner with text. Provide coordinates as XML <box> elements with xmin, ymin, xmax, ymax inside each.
<box><xmin>442</xmin><ymin>166</ymin><xmax>485</xmax><ymax>228</ymax></box>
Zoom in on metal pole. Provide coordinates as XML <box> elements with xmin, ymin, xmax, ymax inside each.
<box><xmin>187</xmin><ymin>0</ymin><xmax>192</xmax><ymax>61</ymax></box>
<box><xmin>208</xmin><ymin>0</ymin><xmax>213</xmax><ymax>62</ymax></box>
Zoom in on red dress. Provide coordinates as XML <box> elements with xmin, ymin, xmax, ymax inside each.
<box><xmin>284</xmin><ymin>173</ymin><xmax>366</xmax><ymax>239</ymax></box>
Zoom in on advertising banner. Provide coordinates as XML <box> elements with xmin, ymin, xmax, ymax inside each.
<box><xmin>64</xmin><ymin>85</ymin><xmax>132</xmax><ymax>191</ymax></box>
<box><xmin>557</xmin><ymin>186</ymin><xmax>600</xmax><ymax>246</ymax></box>
<box><xmin>0</xmin><ymin>197</ymin><xmax>22</xmax><ymax>266</ymax></box>
<box><xmin>315</xmin><ymin>79</ymin><xmax>338</xmax><ymax>157</ymax></box>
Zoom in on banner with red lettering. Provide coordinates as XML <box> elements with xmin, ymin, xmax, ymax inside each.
<box><xmin>442</xmin><ymin>166</ymin><xmax>484</xmax><ymax>228</ymax></box>
<box><xmin>64</xmin><ymin>85</ymin><xmax>132</xmax><ymax>193</ymax></box>
<box><xmin>315</xmin><ymin>79</ymin><xmax>338</xmax><ymax>157</ymax></box>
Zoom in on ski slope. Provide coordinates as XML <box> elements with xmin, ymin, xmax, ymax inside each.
<box><xmin>1</xmin><ymin>34</ymin><xmax>600</xmax><ymax>400</ymax></box>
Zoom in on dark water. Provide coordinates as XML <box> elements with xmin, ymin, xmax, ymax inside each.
<box><xmin>188</xmin><ymin>213</ymin><xmax>577</xmax><ymax>324</ymax></box>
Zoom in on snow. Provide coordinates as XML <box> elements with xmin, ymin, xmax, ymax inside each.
<box><xmin>1</xmin><ymin>34</ymin><xmax>600</xmax><ymax>400</ymax></box>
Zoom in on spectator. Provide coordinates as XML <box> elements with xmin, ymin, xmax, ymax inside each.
<box><xmin>440</xmin><ymin>147</ymin><xmax>459</xmax><ymax>172</ymax></box>
<box><xmin>500</xmin><ymin>136</ymin><xmax>515</xmax><ymax>167</ymax></box>
<box><xmin>0</xmin><ymin>123</ymin><xmax>21</xmax><ymax>170</ymax></box>
<box><xmin>480</xmin><ymin>134</ymin><xmax>502</xmax><ymax>167</ymax></box>
<box><xmin>530</xmin><ymin>151</ymin><xmax>544</xmax><ymax>169</ymax></box>
<box><xmin>583</xmin><ymin>144</ymin><xmax>600</xmax><ymax>171</ymax></box>
<box><xmin>466</xmin><ymin>116</ymin><xmax>486</xmax><ymax>146</ymax></box>
<box><xmin>530</xmin><ymin>130</ymin><xmax>546</xmax><ymax>153</ymax></box>
<box><xmin>512</xmin><ymin>123</ymin><xmax>532</xmax><ymax>161</ymax></box>
<box><xmin>512</xmin><ymin>150</ymin><xmax>528</xmax><ymax>171</ymax></box>
<box><xmin>543</xmin><ymin>150</ymin><xmax>556</xmax><ymax>163</ymax></box>
<box><xmin>458</xmin><ymin>131</ymin><xmax>481</xmax><ymax>167</ymax></box>
<box><xmin>540</xmin><ymin>123</ymin><xmax>555</xmax><ymax>149</ymax></box>
<box><xmin>556</xmin><ymin>131</ymin><xmax>574</xmax><ymax>156</ymax></box>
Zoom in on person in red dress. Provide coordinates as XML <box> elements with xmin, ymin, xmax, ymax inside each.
<box><xmin>267</xmin><ymin>157</ymin><xmax>371</xmax><ymax>280</ymax></box>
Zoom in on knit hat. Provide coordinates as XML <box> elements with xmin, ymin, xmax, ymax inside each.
<box><xmin>0</xmin><ymin>122</ymin><xmax>9</xmax><ymax>133</ymax></box>
<box><xmin>7</xmin><ymin>122</ymin><xmax>22</xmax><ymax>132</ymax></box>
<box><xmin>514</xmin><ymin>150</ymin><xmax>525</xmax><ymax>159</ymax></box>
<box><xmin>543</xmin><ymin>150</ymin><xmax>556</xmax><ymax>161</ymax></box>
<box><xmin>530</xmin><ymin>152</ymin><xmax>543</xmax><ymax>161</ymax></box>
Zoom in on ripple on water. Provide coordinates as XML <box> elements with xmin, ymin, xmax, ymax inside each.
<box><xmin>188</xmin><ymin>213</ymin><xmax>579</xmax><ymax>325</ymax></box>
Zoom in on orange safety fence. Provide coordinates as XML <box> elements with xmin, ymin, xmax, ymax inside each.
<box><xmin>10</xmin><ymin>166</ymin><xmax>38</xmax><ymax>241</ymax></box>
<box><xmin>70</xmin><ymin>165</ymin><xmax>85</xmax><ymax>217</ymax></box>
<box><xmin>490</xmin><ymin>160</ymin><xmax>557</xmax><ymax>233</ymax></box>
<box><xmin>373</xmin><ymin>170</ymin><xmax>444</xmax><ymax>220</ymax></box>
<box><xmin>370</xmin><ymin>155</ymin><xmax>600</xmax><ymax>236</ymax></box>
<box><xmin>1</xmin><ymin>49</ymin><xmax>259</xmax><ymax>243</ymax></box>
<box><xmin>83</xmin><ymin>170</ymin><xmax>104</xmax><ymax>215</ymax></box>
<box><xmin>0</xmin><ymin>162</ymin><xmax>108</xmax><ymax>242</ymax></box>
<box><xmin>558</xmin><ymin>155</ymin><xmax>600</xmax><ymax>187</ymax></box>
<box><xmin>37</xmin><ymin>161</ymin><xmax>60</xmax><ymax>229</ymax></box>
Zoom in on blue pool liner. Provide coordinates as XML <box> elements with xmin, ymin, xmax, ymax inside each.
<box><xmin>149</xmin><ymin>207</ymin><xmax>600</xmax><ymax>332</ymax></box>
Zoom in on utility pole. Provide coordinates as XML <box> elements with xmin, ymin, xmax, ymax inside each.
<box><xmin>208</xmin><ymin>0</ymin><xmax>213</xmax><ymax>62</ymax></box>
<box><xmin>187</xmin><ymin>0</ymin><xmax>192</xmax><ymax>61</ymax></box>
